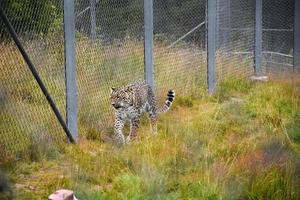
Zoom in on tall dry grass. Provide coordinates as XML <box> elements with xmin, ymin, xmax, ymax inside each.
<box><xmin>1</xmin><ymin>77</ymin><xmax>299</xmax><ymax>200</ymax></box>
<box><xmin>1</xmin><ymin>38</ymin><xmax>299</xmax><ymax>199</ymax></box>
<box><xmin>0</xmin><ymin>38</ymin><xmax>207</xmax><ymax>160</ymax></box>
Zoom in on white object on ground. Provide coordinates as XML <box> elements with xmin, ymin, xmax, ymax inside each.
<box><xmin>250</xmin><ymin>76</ymin><xmax>268</xmax><ymax>82</ymax></box>
<box><xmin>48</xmin><ymin>189</ymin><xmax>79</xmax><ymax>200</ymax></box>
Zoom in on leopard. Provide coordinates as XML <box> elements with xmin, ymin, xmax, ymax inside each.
<box><xmin>110</xmin><ymin>82</ymin><xmax>175</xmax><ymax>145</ymax></box>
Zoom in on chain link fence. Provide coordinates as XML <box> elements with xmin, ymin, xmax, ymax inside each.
<box><xmin>262</xmin><ymin>0</ymin><xmax>294</xmax><ymax>74</ymax></box>
<box><xmin>74</xmin><ymin>0</ymin><xmax>145</xmax><ymax>132</ymax></box>
<box><xmin>0</xmin><ymin>0</ymin><xmax>297</xmax><ymax>160</ymax></box>
<box><xmin>153</xmin><ymin>0</ymin><xmax>207</xmax><ymax>102</ymax></box>
<box><xmin>215</xmin><ymin>0</ymin><xmax>295</xmax><ymax>79</ymax></box>
<box><xmin>0</xmin><ymin>0</ymin><xmax>66</xmax><ymax>160</ymax></box>
<box><xmin>75</xmin><ymin>0</ymin><xmax>207</xmax><ymax>134</ymax></box>
<box><xmin>216</xmin><ymin>0</ymin><xmax>255</xmax><ymax>80</ymax></box>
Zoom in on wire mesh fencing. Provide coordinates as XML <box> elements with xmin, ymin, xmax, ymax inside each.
<box><xmin>153</xmin><ymin>0</ymin><xmax>207</xmax><ymax>102</ymax></box>
<box><xmin>0</xmin><ymin>0</ymin><xmax>298</xmax><ymax>160</ymax></box>
<box><xmin>216</xmin><ymin>0</ymin><xmax>255</xmax><ymax>80</ymax></box>
<box><xmin>73</xmin><ymin>0</ymin><xmax>208</xmax><ymax>134</ymax></box>
<box><xmin>215</xmin><ymin>0</ymin><xmax>295</xmax><ymax>79</ymax></box>
<box><xmin>0</xmin><ymin>0</ymin><xmax>66</xmax><ymax>160</ymax></box>
<box><xmin>262</xmin><ymin>0</ymin><xmax>294</xmax><ymax>75</ymax></box>
<box><xmin>74</xmin><ymin>0</ymin><xmax>145</xmax><ymax>133</ymax></box>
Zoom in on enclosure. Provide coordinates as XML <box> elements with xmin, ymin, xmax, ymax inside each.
<box><xmin>0</xmin><ymin>0</ymin><xmax>300</xmax><ymax>199</ymax></box>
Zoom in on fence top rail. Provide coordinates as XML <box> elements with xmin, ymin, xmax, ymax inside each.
<box><xmin>265</xmin><ymin>60</ymin><xmax>293</xmax><ymax>67</ymax></box>
<box><xmin>168</xmin><ymin>21</ymin><xmax>206</xmax><ymax>49</ymax></box>
<box><xmin>219</xmin><ymin>28</ymin><xmax>293</xmax><ymax>32</ymax></box>
<box><xmin>233</xmin><ymin>51</ymin><xmax>293</xmax><ymax>58</ymax></box>
<box><xmin>263</xmin><ymin>51</ymin><xmax>293</xmax><ymax>58</ymax></box>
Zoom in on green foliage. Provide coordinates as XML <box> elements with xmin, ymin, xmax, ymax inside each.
<box><xmin>154</xmin><ymin>0</ymin><xmax>206</xmax><ymax>41</ymax></box>
<box><xmin>245</xmin><ymin>82</ymin><xmax>300</xmax><ymax>134</ymax></box>
<box><xmin>178</xmin><ymin>180</ymin><xmax>221</xmax><ymax>200</ymax></box>
<box><xmin>97</xmin><ymin>0</ymin><xmax>143</xmax><ymax>39</ymax></box>
<box><xmin>288</xmin><ymin>126</ymin><xmax>300</xmax><ymax>143</ymax></box>
<box><xmin>73</xmin><ymin>0</ymin><xmax>206</xmax><ymax>42</ymax></box>
<box><xmin>104</xmin><ymin>173</ymin><xmax>143</xmax><ymax>199</ymax></box>
<box><xmin>215</xmin><ymin>77</ymin><xmax>254</xmax><ymax>101</ymax></box>
<box><xmin>175</xmin><ymin>96</ymin><xmax>195</xmax><ymax>107</ymax></box>
<box><xmin>0</xmin><ymin>113</ymin><xmax>30</xmax><ymax>162</ymax></box>
<box><xmin>0</xmin><ymin>0</ymin><xmax>62</xmax><ymax>39</ymax></box>
<box><xmin>27</xmin><ymin>134</ymin><xmax>61</xmax><ymax>162</ymax></box>
<box><xmin>85</xmin><ymin>127</ymin><xmax>103</xmax><ymax>141</ymax></box>
<box><xmin>76</xmin><ymin>191</ymin><xmax>104</xmax><ymax>200</ymax></box>
<box><xmin>243</xmin><ymin>167</ymin><xmax>300</xmax><ymax>200</ymax></box>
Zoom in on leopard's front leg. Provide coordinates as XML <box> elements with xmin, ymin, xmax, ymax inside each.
<box><xmin>127</xmin><ymin>116</ymin><xmax>140</xmax><ymax>143</ymax></box>
<box><xmin>114</xmin><ymin>112</ymin><xmax>125</xmax><ymax>145</ymax></box>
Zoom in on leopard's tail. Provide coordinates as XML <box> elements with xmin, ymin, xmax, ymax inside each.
<box><xmin>157</xmin><ymin>90</ymin><xmax>175</xmax><ymax>113</ymax></box>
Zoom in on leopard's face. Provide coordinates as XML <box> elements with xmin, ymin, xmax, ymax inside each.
<box><xmin>110</xmin><ymin>88</ymin><xmax>133</xmax><ymax>110</ymax></box>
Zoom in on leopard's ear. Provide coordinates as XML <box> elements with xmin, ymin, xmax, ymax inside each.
<box><xmin>111</xmin><ymin>87</ymin><xmax>116</xmax><ymax>93</ymax></box>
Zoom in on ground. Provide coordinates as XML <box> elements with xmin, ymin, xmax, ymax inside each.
<box><xmin>1</xmin><ymin>77</ymin><xmax>300</xmax><ymax>200</ymax></box>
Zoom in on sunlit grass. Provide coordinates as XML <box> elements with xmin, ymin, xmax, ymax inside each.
<box><xmin>1</xmin><ymin>76</ymin><xmax>299</xmax><ymax>199</ymax></box>
<box><xmin>0</xmin><ymin>39</ymin><xmax>300</xmax><ymax>199</ymax></box>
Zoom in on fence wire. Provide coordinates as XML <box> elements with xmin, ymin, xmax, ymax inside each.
<box><xmin>216</xmin><ymin>0</ymin><xmax>255</xmax><ymax>80</ymax></box>
<box><xmin>0</xmin><ymin>0</ymin><xmax>297</xmax><ymax>159</ymax></box>
<box><xmin>74</xmin><ymin>0</ymin><xmax>144</xmax><ymax>133</ymax></box>
<box><xmin>0</xmin><ymin>1</ymin><xmax>66</xmax><ymax>160</ymax></box>
<box><xmin>262</xmin><ymin>0</ymin><xmax>294</xmax><ymax>74</ymax></box>
<box><xmin>153</xmin><ymin>0</ymin><xmax>207</xmax><ymax>102</ymax></box>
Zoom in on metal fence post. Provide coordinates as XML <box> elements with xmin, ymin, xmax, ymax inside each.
<box><xmin>0</xmin><ymin>6</ymin><xmax>75</xmax><ymax>143</ymax></box>
<box><xmin>144</xmin><ymin>0</ymin><xmax>154</xmax><ymax>89</ymax></box>
<box><xmin>255</xmin><ymin>0</ymin><xmax>262</xmax><ymax>75</ymax></box>
<box><xmin>90</xmin><ymin>0</ymin><xmax>97</xmax><ymax>41</ymax></box>
<box><xmin>64</xmin><ymin>0</ymin><xmax>78</xmax><ymax>142</ymax></box>
<box><xmin>207</xmin><ymin>0</ymin><xmax>217</xmax><ymax>94</ymax></box>
<box><xmin>224</xmin><ymin>0</ymin><xmax>231</xmax><ymax>50</ymax></box>
<box><xmin>295</xmin><ymin>0</ymin><xmax>300</xmax><ymax>72</ymax></box>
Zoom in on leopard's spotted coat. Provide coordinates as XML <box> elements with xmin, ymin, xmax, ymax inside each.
<box><xmin>110</xmin><ymin>82</ymin><xmax>175</xmax><ymax>145</ymax></box>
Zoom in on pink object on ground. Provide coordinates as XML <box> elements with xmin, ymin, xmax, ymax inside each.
<box><xmin>48</xmin><ymin>189</ymin><xmax>74</xmax><ymax>200</ymax></box>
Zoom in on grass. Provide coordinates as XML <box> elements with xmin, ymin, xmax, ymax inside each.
<box><xmin>0</xmin><ymin>37</ymin><xmax>299</xmax><ymax>199</ymax></box>
<box><xmin>0</xmin><ymin>38</ymin><xmax>210</xmax><ymax>160</ymax></box>
<box><xmin>1</xmin><ymin>76</ymin><xmax>300</xmax><ymax>199</ymax></box>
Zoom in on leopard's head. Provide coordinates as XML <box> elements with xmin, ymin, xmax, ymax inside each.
<box><xmin>110</xmin><ymin>87</ymin><xmax>134</xmax><ymax>110</ymax></box>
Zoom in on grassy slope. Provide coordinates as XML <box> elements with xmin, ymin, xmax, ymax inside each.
<box><xmin>0</xmin><ymin>40</ymin><xmax>208</xmax><ymax>160</ymax></box>
<box><xmin>1</xmin><ymin>77</ymin><xmax>300</xmax><ymax>200</ymax></box>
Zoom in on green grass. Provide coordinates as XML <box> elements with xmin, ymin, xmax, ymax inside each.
<box><xmin>1</xmin><ymin>76</ymin><xmax>300</xmax><ymax>200</ymax></box>
<box><xmin>0</xmin><ymin>38</ymin><xmax>210</xmax><ymax>160</ymax></box>
<box><xmin>0</xmin><ymin>38</ymin><xmax>299</xmax><ymax>199</ymax></box>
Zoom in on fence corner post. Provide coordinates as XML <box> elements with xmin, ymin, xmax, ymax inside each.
<box><xmin>90</xmin><ymin>0</ymin><xmax>97</xmax><ymax>41</ymax></box>
<box><xmin>294</xmin><ymin>0</ymin><xmax>300</xmax><ymax>72</ymax></box>
<box><xmin>207</xmin><ymin>0</ymin><xmax>217</xmax><ymax>94</ymax></box>
<box><xmin>64</xmin><ymin>0</ymin><xmax>78</xmax><ymax>142</ymax></box>
<box><xmin>254</xmin><ymin>0</ymin><xmax>262</xmax><ymax>75</ymax></box>
<box><xmin>144</xmin><ymin>0</ymin><xmax>155</xmax><ymax>90</ymax></box>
